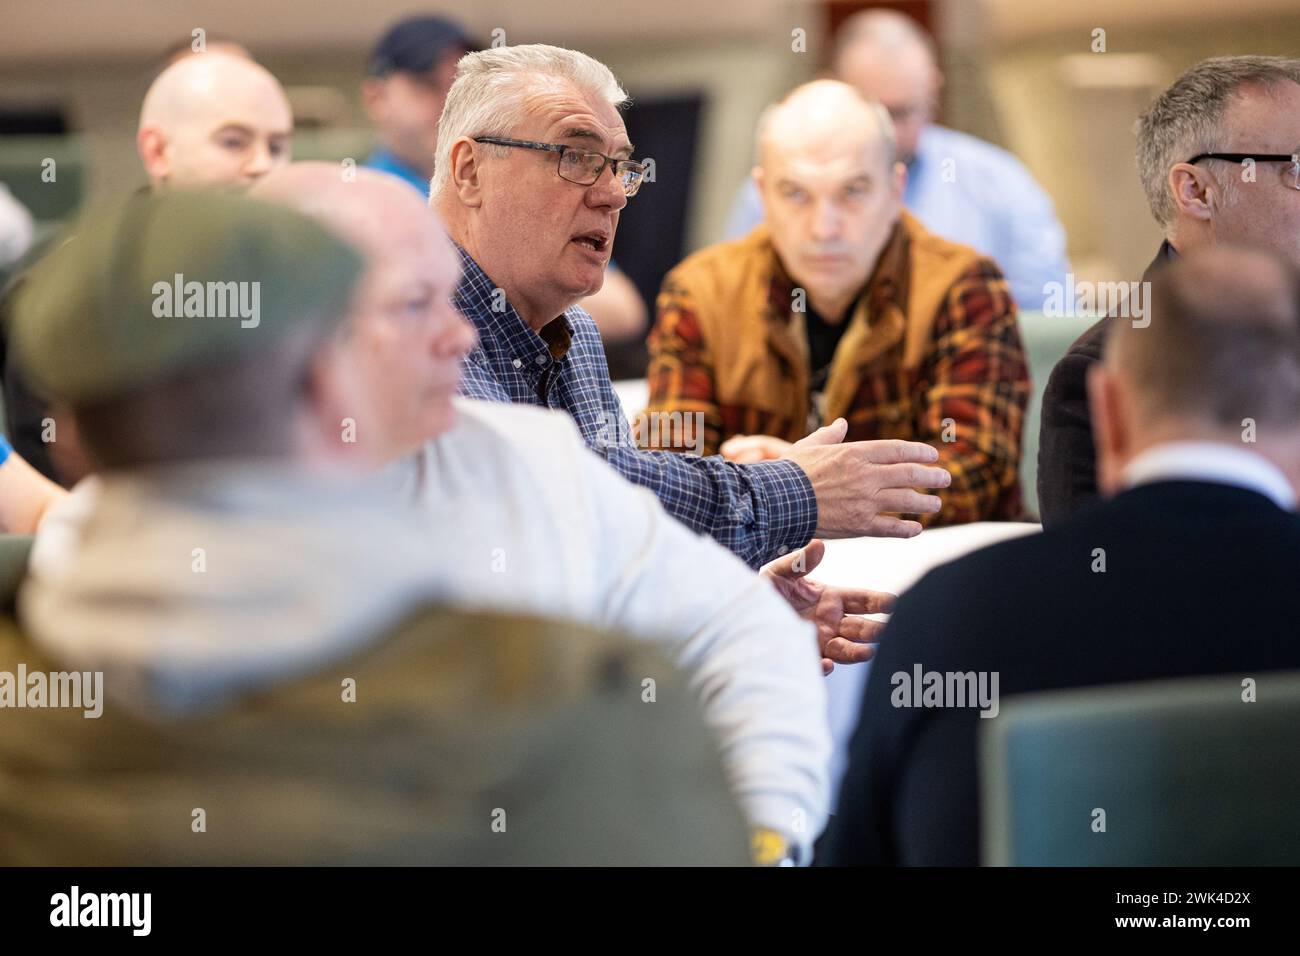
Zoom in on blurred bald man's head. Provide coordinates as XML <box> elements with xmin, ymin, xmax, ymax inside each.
<box><xmin>250</xmin><ymin>162</ymin><xmax>476</xmax><ymax>459</ymax></box>
<box><xmin>138</xmin><ymin>51</ymin><xmax>292</xmax><ymax>188</ymax></box>
<box><xmin>156</xmin><ymin>37</ymin><xmax>253</xmax><ymax>73</ymax></box>
<box><xmin>1089</xmin><ymin>246</ymin><xmax>1300</xmax><ymax>495</ymax></box>
<box><xmin>832</xmin><ymin>10</ymin><xmax>941</xmax><ymax>165</ymax></box>
<box><xmin>754</xmin><ymin>79</ymin><xmax>905</xmax><ymax>322</ymax></box>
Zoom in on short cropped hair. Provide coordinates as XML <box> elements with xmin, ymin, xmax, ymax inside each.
<box><xmin>1108</xmin><ymin>249</ymin><xmax>1300</xmax><ymax>432</ymax></box>
<box><xmin>1136</xmin><ymin>56</ymin><xmax>1300</xmax><ymax>228</ymax></box>
<box><xmin>73</xmin><ymin>325</ymin><xmax>337</xmax><ymax>471</ymax></box>
<box><xmin>431</xmin><ymin>44</ymin><xmax>628</xmax><ymax>200</ymax></box>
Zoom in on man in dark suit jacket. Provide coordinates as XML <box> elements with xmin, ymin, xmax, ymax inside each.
<box><xmin>821</xmin><ymin>246</ymin><xmax>1300</xmax><ymax>866</ymax></box>
<box><xmin>1037</xmin><ymin>55</ymin><xmax>1300</xmax><ymax>525</ymax></box>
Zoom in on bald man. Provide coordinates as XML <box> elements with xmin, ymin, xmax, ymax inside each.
<box><xmin>3</xmin><ymin>48</ymin><xmax>295</xmax><ymax>485</ymax></box>
<box><xmin>137</xmin><ymin>50</ymin><xmax>293</xmax><ymax>188</ymax></box>
<box><xmin>725</xmin><ymin>9</ymin><xmax>1068</xmax><ymax>311</ymax></box>
<box><xmin>647</xmin><ymin>80</ymin><xmax>1030</xmax><ymax>526</ymax></box>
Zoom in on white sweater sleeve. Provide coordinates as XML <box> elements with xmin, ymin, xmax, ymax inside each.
<box><xmin>574</xmin><ymin>437</ymin><xmax>832</xmax><ymax>856</ymax></box>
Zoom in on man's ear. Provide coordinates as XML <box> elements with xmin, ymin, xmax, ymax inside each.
<box><xmin>751</xmin><ymin>166</ymin><xmax>770</xmax><ymax>222</ymax></box>
<box><xmin>891</xmin><ymin>160</ymin><xmax>908</xmax><ymax>202</ymax></box>
<box><xmin>297</xmin><ymin>334</ymin><xmax>374</xmax><ymax>467</ymax></box>
<box><xmin>448</xmin><ymin>136</ymin><xmax>485</xmax><ymax>208</ymax></box>
<box><xmin>1087</xmin><ymin>361</ymin><xmax>1127</xmax><ymax>497</ymax></box>
<box><xmin>137</xmin><ymin>126</ymin><xmax>169</xmax><ymax>182</ymax></box>
<box><xmin>360</xmin><ymin>77</ymin><xmax>387</xmax><ymax>123</ymax></box>
<box><xmin>1168</xmin><ymin>162</ymin><xmax>1215</xmax><ymax>222</ymax></box>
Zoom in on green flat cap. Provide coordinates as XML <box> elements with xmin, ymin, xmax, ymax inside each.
<box><xmin>9</xmin><ymin>189</ymin><xmax>364</xmax><ymax>404</ymax></box>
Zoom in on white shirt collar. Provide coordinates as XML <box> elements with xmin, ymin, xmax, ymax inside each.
<box><xmin>1121</xmin><ymin>441</ymin><xmax>1297</xmax><ymax>511</ymax></box>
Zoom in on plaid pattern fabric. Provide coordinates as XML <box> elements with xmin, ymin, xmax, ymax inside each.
<box><xmin>453</xmin><ymin>245</ymin><xmax>817</xmax><ymax>568</ymax></box>
<box><xmin>647</xmin><ymin>220</ymin><xmax>1030</xmax><ymax>525</ymax></box>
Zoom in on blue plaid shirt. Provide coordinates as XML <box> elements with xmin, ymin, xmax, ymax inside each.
<box><xmin>454</xmin><ymin>245</ymin><xmax>818</xmax><ymax>568</ymax></box>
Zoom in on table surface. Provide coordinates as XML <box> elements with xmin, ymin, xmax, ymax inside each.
<box><xmin>813</xmin><ymin>522</ymin><xmax>1040</xmax><ymax>594</ymax></box>
<box><xmin>613</xmin><ymin>379</ymin><xmax>648</xmax><ymax>418</ymax></box>
<box><xmin>609</xmin><ymin>380</ymin><xmax>1040</xmax><ymax>804</ymax></box>
<box><xmin>815</xmin><ymin>522</ymin><xmax>1042</xmax><ymax>805</ymax></box>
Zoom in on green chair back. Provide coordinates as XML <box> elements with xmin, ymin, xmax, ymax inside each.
<box><xmin>981</xmin><ymin>671</ymin><xmax>1300</xmax><ymax>865</ymax></box>
<box><xmin>1015</xmin><ymin>310</ymin><xmax>1100</xmax><ymax>519</ymax></box>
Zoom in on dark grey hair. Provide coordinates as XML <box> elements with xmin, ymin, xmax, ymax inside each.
<box><xmin>1136</xmin><ymin>55</ymin><xmax>1300</xmax><ymax>228</ymax></box>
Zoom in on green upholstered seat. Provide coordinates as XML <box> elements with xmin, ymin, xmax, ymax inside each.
<box><xmin>981</xmin><ymin>671</ymin><xmax>1300</xmax><ymax>865</ymax></box>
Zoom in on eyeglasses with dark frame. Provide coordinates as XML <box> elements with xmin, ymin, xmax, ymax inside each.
<box><xmin>472</xmin><ymin>136</ymin><xmax>649</xmax><ymax>196</ymax></box>
<box><xmin>1187</xmin><ymin>150</ymin><xmax>1300</xmax><ymax>190</ymax></box>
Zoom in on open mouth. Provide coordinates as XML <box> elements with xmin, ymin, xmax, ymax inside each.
<box><xmin>570</xmin><ymin>232</ymin><xmax>610</xmax><ymax>253</ymax></box>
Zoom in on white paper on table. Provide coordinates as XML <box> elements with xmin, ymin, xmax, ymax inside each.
<box><xmin>812</xmin><ymin>522</ymin><xmax>1042</xmax><ymax>805</ymax></box>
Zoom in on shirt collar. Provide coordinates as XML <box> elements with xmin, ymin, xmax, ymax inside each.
<box><xmin>907</xmin><ymin>125</ymin><xmax>935</xmax><ymax>174</ymax></box>
<box><xmin>1122</xmin><ymin>440</ymin><xmax>1296</xmax><ymax>510</ymax></box>
<box><xmin>453</xmin><ymin>243</ymin><xmax>576</xmax><ymax>365</ymax></box>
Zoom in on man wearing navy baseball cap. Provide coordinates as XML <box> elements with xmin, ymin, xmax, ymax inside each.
<box><xmin>362</xmin><ymin>15</ymin><xmax>478</xmax><ymax>196</ymax></box>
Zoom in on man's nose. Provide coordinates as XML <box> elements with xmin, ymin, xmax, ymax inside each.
<box><xmin>435</xmin><ymin>308</ymin><xmax>478</xmax><ymax>358</ymax></box>
<box><xmin>809</xmin><ymin>198</ymin><xmax>841</xmax><ymax>241</ymax></box>
<box><xmin>244</xmin><ymin>140</ymin><xmax>275</xmax><ymax>178</ymax></box>
<box><xmin>587</xmin><ymin>163</ymin><xmax>628</xmax><ymax>211</ymax></box>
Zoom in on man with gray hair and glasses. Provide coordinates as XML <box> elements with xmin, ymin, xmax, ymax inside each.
<box><xmin>435</xmin><ymin>43</ymin><xmax>951</xmax><ymax>570</ymax></box>
<box><xmin>1039</xmin><ymin>55</ymin><xmax>1300</xmax><ymax>524</ymax></box>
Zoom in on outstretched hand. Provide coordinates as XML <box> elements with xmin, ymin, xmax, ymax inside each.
<box><xmin>761</xmin><ymin>538</ymin><xmax>897</xmax><ymax>674</ymax></box>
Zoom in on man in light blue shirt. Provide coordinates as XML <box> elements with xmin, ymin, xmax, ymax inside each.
<box><xmin>725</xmin><ymin>10</ymin><xmax>1068</xmax><ymax>311</ymax></box>
<box><xmin>361</xmin><ymin>15</ymin><xmax>478</xmax><ymax>198</ymax></box>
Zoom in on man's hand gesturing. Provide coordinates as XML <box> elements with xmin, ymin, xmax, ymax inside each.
<box><xmin>762</xmin><ymin>539</ymin><xmax>897</xmax><ymax>675</ymax></box>
<box><xmin>782</xmin><ymin>418</ymin><xmax>951</xmax><ymax>538</ymax></box>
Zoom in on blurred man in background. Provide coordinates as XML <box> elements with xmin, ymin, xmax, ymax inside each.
<box><xmin>363</xmin><ymin>15</ymin><xmax>646</xmax><ymax>345</ymax></box>
<box><xmin>137</xmin><ymin>49</ymin><xmax>292</xmax><ymax>188</ymax></box>
<box><xmin>2</xmin><ymin>46</ymin><xmax>296</xmax><ymax>486</ymax></box>
<box><xmin>647</xmin><ymin>80</ymin><xmax>1029</xmax><ymax>526</ymax></box>
<box><xmin>726</xmin><ymin>9</ymin><xmax>1069</xmax><ymax>310</ymax></box>
<box><xmin>5</xmin><ymin>190</ymin><xmax>749</xmax><ymax>865</ymax></box>
<box><xmin>362</xmin><ymin>15</ymin><xmax>477</xmax><ymax>195</ymax></box>
<box><xmin>1038</xmin><ymin>55</ymin><xmax>1300</xmax><ymax>524</ymax></box>
<box><xmin>154</xmin><ymin>35</ymin><xmax>254</xmax><ymax>72</ymax></box>
<box><xmin>822</xmin><ymin>247</ymin><xmax>1300</xmax><ymax>866</ymax></box>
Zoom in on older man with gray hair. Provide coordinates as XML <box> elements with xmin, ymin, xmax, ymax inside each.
<box><xmin>1039</xmin><ymin>55</ymin><xmax>1300</xmax><ymax>525</ymax></box>
<box><xmin>435</xmin><ymin>43</ymin><xmax>951</xmax><ymax>570</ymax></box>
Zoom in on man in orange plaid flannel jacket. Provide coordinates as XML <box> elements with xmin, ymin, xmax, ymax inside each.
<box><xmin>644</xmin><ymin>81</ymin><xmax>1030</xmax><ymax>525</ymax></box>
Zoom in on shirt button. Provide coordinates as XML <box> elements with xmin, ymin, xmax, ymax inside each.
<box><xmin>535</xmin><ymin>355</ymin><xmax>547</xmax><ymax>366</ymax></box>
<box><xmin>512</xmin><ymin>358</ymin><xmax>523</xmax><ymax>369</ymax></box>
